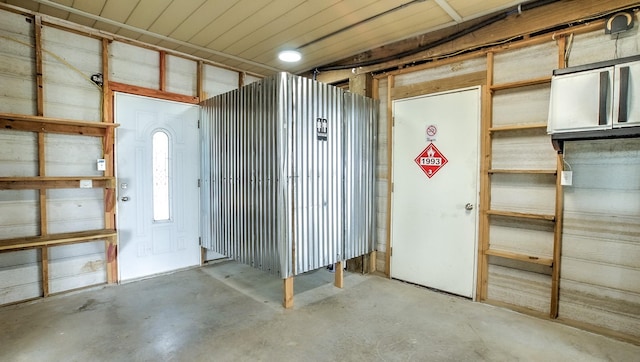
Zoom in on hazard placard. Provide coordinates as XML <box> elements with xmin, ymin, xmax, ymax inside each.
<box><xmin>414</xmin><ymin>142</ymin><xmax>448</xmax><ymax>179</ymax></box>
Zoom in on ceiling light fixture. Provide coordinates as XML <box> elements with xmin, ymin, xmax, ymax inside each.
<box><xmin>278</xmin><ymin>50</ymin><xmax>302</xmax><ymax>62</ymax></box>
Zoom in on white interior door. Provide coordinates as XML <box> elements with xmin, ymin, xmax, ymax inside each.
<box><xmin>391</xmin><ymin>88</ymin><xmax>480</xmax><ymax>298</ymax></box>
<box><xmin>115</xmin><ymin>93</ymin><xmax>200</xmax><ymax>281</ymax></box>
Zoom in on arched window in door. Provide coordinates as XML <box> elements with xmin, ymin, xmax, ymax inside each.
<box><xmin>152</xmin><ymin>130</ymin><xmax>170</xmax><ymax>221</ymax></box>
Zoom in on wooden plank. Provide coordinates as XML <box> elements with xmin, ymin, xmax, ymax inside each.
<box><xmin>487</xmin><ymin>209</ymin><xmax>555</xmax><ymax>222</ymax></box>
<box><xmin>0</xmin><ymin>176</ymin><xmax>116</xmax><ymax>190</ymax></box>
<box><xmin>109</xmin><ymin>81</ymin><xmax>199</xmax><ymax>104</ymax></box>
<box><xmin>384</xmin><ymin>75</ymin><xmax>394</xmax><ymax>278</ymax></box>
<box><xmin>335</xmin><ymin>261</ymin><xmax>344</xmax><ymax>289</ymax></box>
<box><xmin>0</xmin><ymin>113</ymin><xmax>119</xmax><ymax>129</ymax></box>
<box><xmin>0</xmin><ymin>229</ymin><xmax>117</xmax><ymax>251</ymax></box>
<box><xmin>477</xmin><ymin>52</ymin><xmax>494</xmax><ymax>301</ymax></box>
<box><xmin>238</xmin><ymin>72</ymin><xmax>245</xmax><ymax>88</ymax></box>
<box><xmin>35</xmin><ymin>15</ymin><xmax>44</xmax><ymax>117</ymax></box>
<box><xmin>159</xmin><ymin>51</ymin><xmax>166</xmax><ymax>91</ymax></box>
<box><xmin>490</xmin><ymin>76</ymin><xmax>551</xmax><ymax>91</ymax></box>
<box><xmin>486</xmin><ymin>249</ymin><xmax>553</xmax><ymax>266</ymax></box>
<box><xmin>283</xmin><ymin>276</ymin><xmax>293</xmax><ymax>309</ymax></box>
<box><xmin>489</xmin><ymin>169</ymin><xmax>556</xmax><ymax>175</ymax></box>
<box><xmin>392</xmin><ymin>71</ymin><xmax>486</xmax><ymax>100</ymax></box>
<box><xmin>489</xmin><ymin>123</ymin><xmax>547</xmax><ymax>132</ymax></box>
<box><xmin>105</xmin><ymin>236</ymin><xmax>118</xmax><ymax>284</ymax></box>
<box><xmin>550</xmin><ymin>155</ymin><xmax>564</xmax><ymax>318</ymax></box>
<box><xmin>197</xmin><ymin>60</ymin><xmax>204</xmax><ymax>100</ymax></box>
<box><xmin>41</xmin><ymin>246</ymin><xmax>49</xmax><ymax>297</ymax></box>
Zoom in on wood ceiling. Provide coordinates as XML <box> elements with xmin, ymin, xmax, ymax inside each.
<box><xmin>2</xmin><ymin>0</ymin><xmax>530</xmax><ymax>76</ymax></box>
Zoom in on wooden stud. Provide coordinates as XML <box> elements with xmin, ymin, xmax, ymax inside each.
<box><xmin>283</xmin><ymin>276</ymin><xmax>294</xmax><ymax>309</ymax></box>
<box><xmin>384</xmin><ymin>75</ymin><xmax>394</xmax><ymax>278</ymax></box>
<box><xmin>477</xmin><ymin>52</ymin><xmax>494</xmax><ymax>301</ymax></box>
<box><xmin>368</xmin><ymin>250</ymin><xmax>377</xmax><ymax>273</ymax></box>
<box><xmin>197</xmin><ymin>60</ymin><xmax>204</xmax><ymax>101</ymax></box>
<box><xmin>41</xmin><ymin>246</ymin><xmax>49</xmax><ymax>297</ymax></box>
<box><xmin>159</xmin><ymin>51</ymin><xmax>166</xmax><ymax>91</ymax></box>
<box><xmin>334</xmin><ymin>261</ymin><xmax>344</xmax><ymax>288</ymax></box>
<box><xmin>105</xmin><ymin>236</ymin><xmax>118</xmax><ymax>284</ymax></box>
<box><xmin>239</xmin><ymin>72</ymin><xmax>245</xmax><ymax>88</ymax></box>
<box><xmin>35</xmin><ymin>15</ymin><xmax>44</xmax><ymax>117</ymax></box>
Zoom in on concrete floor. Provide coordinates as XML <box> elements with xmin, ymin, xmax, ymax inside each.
<box><xmin>1</xmin><ymin>261</ymin><xmax>638</xmax><ymax>361</ymax></box>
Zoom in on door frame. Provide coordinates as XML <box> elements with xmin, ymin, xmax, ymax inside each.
<box><xmin>389</xmin><ymin>86</ymin><xmax>482</xmax><ymax>300</ymax></box>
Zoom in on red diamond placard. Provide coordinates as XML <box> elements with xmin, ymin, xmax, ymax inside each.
<box><xmin>414</xmin><ymin>142</ymin><xmax>448</xmax><ymax>179</ymax></box>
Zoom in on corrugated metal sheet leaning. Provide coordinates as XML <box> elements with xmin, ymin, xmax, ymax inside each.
<box><xmin>200</xmin><ymin>72</ymin><xmax>378</xmax><ymax>278</ymax></box>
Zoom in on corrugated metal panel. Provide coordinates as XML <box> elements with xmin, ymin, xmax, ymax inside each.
<box><xmin>110</xmin><ymin>41</ymin><xmax>159</xmax><ymax>89</ymax></box>
<box><xmin>42</xmin><ymin>26</ymin><xmax>102</xmax><ymax>121</ymax></box>
<box><xmin>343</xmin><ymin>92</ymin><xmax>378</xmax><ymax>260</ymax></box>
<box><xmin>492</xmin><ymin>85</ymin><xmax>550</xmax><ymax>127</ymax></box>
<box><xmin>0</xmin><ymin>9</ymin><xmax>36</xmax><ymax>115</ymax></box>
<box><xmin>568</xmin><ymin>30</ymin><xmax>640</xmax><ymax>67</ymax></box>
<box><xmin>491</xmin><ymin>129</ymin><xmax>556</xmax><ymax>170</ymax></box>
<box><xmin>560</xmin><ymin>138</ymin><xmax>640</xmax><ymax>339</ymax></box>
<box><xmin>201</xmin><ymin>72</ymin><xmax>376</xmax><ymax>278</ymax></box>
<box><xmin>165</xmin><ymin>54</ymin><xmax>197</xmax><ymax>96</ymax></box>
<box><xmin>487</xmin><ymin>263</ymin><xmax>551</xmax><ymax>314</ymax></box>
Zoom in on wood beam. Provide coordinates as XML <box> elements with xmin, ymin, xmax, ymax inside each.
<box><xmin>335</xmin><ymin>261</ymin><xmax>344</xmax><ymax>288</ymax></box>
<box><xmin>109</xmin><ymin>82</ymin><xmax>199</xmax><ymax>104</ymax></box>
<box><xmin>41</xmin><ymin>246</ymin><xmax>49</xmax><ymax>297</ymax></box>
<box><xmin>392</xmin><ymin>71</ymin><xmax>486</xmax><ymax>100</ymax></box>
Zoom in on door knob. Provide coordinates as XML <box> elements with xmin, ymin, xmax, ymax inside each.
<box><xmin>465</xmin><ymin>203</ymin><xmax>474</xmax><ymax>210</ymax></box>
<box><xmin>121</xmin><ymin>196</ymin><xmax>130</xmax><ymax>202</ymax></box>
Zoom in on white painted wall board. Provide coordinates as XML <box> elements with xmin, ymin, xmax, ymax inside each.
<box><xmin>0</xmin><ymin>129</ymin><xmax>37</xmax><ymax>177</ymax></box>
<box><xmin>490</xmin><ymin>174</ymin><xmax>556</xmax><ymax>215</ymax></box>
<box><xmin>394</xmin><ymin>57</ymin><xmax>486</xmax><ymax>87</ymax></box>
<box><xmin>45</xmin><ymin>134</ymin><xmax>102</xmax><ymax>177</ymax></box>
<box><xmin>42</xmin><ymin>26</ymin><xmax>101</xmax><ymax>121</ymax></box>
<box><xmin>0</xmin><ymin>249</ymin><xmax>41</xmax><ymax>305</ymax></box>
<box><xmin>489</xmin><ymin>218</ymin><xmax>554</xmax><ymax>258</ymax></box>
<box><xmin>166</xmin><ymin>54</ymin><xmax>197</xmax><ymax>96</ymax></box>
<box><xmin>110</xmin><ymin>41</ymin><xmax>159</xmax><ymax>89</ymax></box>
<box><xmin>0</xmin><ymin>190</ymin><xmax>38</xmax><ymax>238</ymax></box>
<box><xmin>244</xmin><ymin>74</ymin><xmax>261</xmax><ymax>85</ymax></box>
<box><xmin>202</xmin><ymin>64</ymin><xmax>239</xmax><ymax>98</ymax></box>
<box><xmin>48</xmin><ymin>243</ymin><xmax>106</xmax><ymax>294</ymax></box>
<box><xmin>491</xmin><ymin>130</ymin><xmax>556</xmax><ymax>170</ymax></box>
<box><xmin>487</xmin><ymin>264</ymin><xmax>551</xmax><ymax>314</ymax></box>
<box><xmin>492</xmin><ymin>85</ymin><xmax>550</xmax><ymax>127</ymax></box>
<box><xmin>493</xmin><ymin>41</ymin><xmax>557</xmax><ymax>84</ymax></box>
<box><xmin>568</xmin><ymin>20</ymin><xmax>640</xmax><ymax>67</ymax></box>
<box><xmin>46</xmin><ymin>188</ymin><xmax>104</xmax><ymax>234</ymax></box>
<box><xmin>0</xmin><ymin>9</ymin><xmax>36</xmax><ymax>115</ymax></box>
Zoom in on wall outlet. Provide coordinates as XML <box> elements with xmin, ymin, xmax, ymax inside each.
<box><xmin>561</xmin><ymin>171</ymin><xmax>573</xmax><ymax>186</ymax></box>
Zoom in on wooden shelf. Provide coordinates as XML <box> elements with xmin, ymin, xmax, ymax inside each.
<box><xmin>0</xmin><ymin>176</ymin><xmax>116</xmax><ymax>190</ymax></box>
<box><xmin>486</xmin><ymin>209</ymin><xmax>555</xmax><ymax>222</ymax></box>
<box><xmin>490</xmin><ymin>76</ymin><xmax>551</xmax><ymax>91</ymax></box>
<box><xmin>485</xmin><ymin>248</ymin><xmax>553</xmax><ymax>266</ymax></box>
<box><xmin>489</xmin><ymin>123</ymin><xmax>547</xmax><ymax>132</ymax></box>
<box><xmin>489</xmin><ymin>169</ymin><xmax>556</xmax><ymax>175</ymax></box>
<box><xmin>0</xmin><ymin>113</ymin><xmax>119</xmax><ymax>137</ymax></box>
<box><xmin>0</xmin><ymin>229</ymin><xmax>117</xmax><ymax>252</ymax></box>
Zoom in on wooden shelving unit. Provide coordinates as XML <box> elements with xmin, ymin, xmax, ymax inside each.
<box><xmin>479</xmin><ymin>50</ymin><xmax>564</xmax><ymax>318</ymax></box>
<box><xmin>0</xmin><ymin>112</ymin><xmax>119</xmax><ymax>297</ymax></box>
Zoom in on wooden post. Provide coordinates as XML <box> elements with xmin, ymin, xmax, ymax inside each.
<box><xmin>334</xmin><ymin>261</ymin><xmax>344</xmax><ymax>288</ymax></box>
<box><xmin>197</xmin><ymin>60</ymin><xmax>204</xmax><ymax>101</ymax></box>
<box><xmin>283</xmin><ymin>276</ymin><xmax>294</xmax><ymax>309</ymax></box>
<box><xmin>384</xmin><ymin>75</ymin><xmax>394</xmax><ymax>278</ymax></box>
<box><xmin>159</xmin><ymin>51</ymin><xmax>166</xmax><ymax>91</ymax></box>
<box><xmin>41</xmin><ymin>246</ymin><xmax>49</xmax><ymax>297</ymax></box>
<box><xmin>368</xmin><ymin>250</ymin><xmax>377</xmax><ymax>273</ymax></box>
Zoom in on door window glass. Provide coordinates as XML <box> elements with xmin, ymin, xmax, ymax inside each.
<box><xmin>152</xmin><ymin>131</ymin><xmax>170</xmax><ymax>221</ymax></box>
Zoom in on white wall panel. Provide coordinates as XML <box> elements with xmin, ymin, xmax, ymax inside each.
<box><xmin>48</xmin><ymin>241</ymin><xmax>106</xmax><ymax>294</ymax></box>
<box><xmin>45</xmin><ymin>134</ymin><xmax>102</xmax><ymax>177</ymax></box>
<box><xmin>489</xmin><ymin>217</ymin><xmax>554</xmax><ymax>258</ymax></box>
<box><xmin>42</xmin><ymin>26</ymin><xmax>101</xmax><ymax>121</ymax></box>
<box><xmin>560</xmin><ymin>138</ymin><xmax>640</xmax><ymax>339</ymax></box>
<box><xmin>0</xmin><ymin>9</ymin><xmax>36</xmax><ymax>115</ymax></box>
<box><xmin>0</xmin><ymin>249</ymin><xmax>41</xmax><ymax>305</ymax></box>
<box><xmin>166</xmin><ymin>54</ymin><xmax>197</xmax><ymax>96</ymax></box>
<box><xmin>493</xmin><ymin>41</ymin><xmax>558</xmax><ymax>84</ymax></box>
<box><xmin>568</xmin><ymin>19</ymin><xmax>640</xmax><ymax>67</ymax></box>
<box><xmin>487</xmin><ymin>264</ymin><xmax>551</xmax><ymax>314</ymax></box>
<box><xmin>492</xmin><ymin>85</ymin><xmax>550</xmax><ymax>127</ymax></box>
<box><xmin>0</xmin><ymin>190</ymin><xmax>38</xmax><ymax>238</ymax></box>
<box><xmin>110</xmin><ymin>41</ymin><xmax>159</xmax><ymax>89</ymax></box>
<box><xmin>47</xmin><ymin>188</ymin><xmax>104</xmax><ymax>234</ymax></box>
<box><xmin>490</xmin><ymin>174</ymin><xmax>556</xmax><ymax>215</ymax></box>
<box><xmin>0</xmin><ymin>129</ymin><xmax>37</xmax><ymax>177</ymax></box>
<box><xmin>202</xmin><ymin>64</ymin><xmax>238</xmax><ymax>98</ymax></box>
<box><xmin>491</xmin><ymin>130</ymin><xmax>556</xmax><ymax>170</ymax></box>
<box><xmin>244</xmin><ymin>74</ymin><xmax>261</xmax><ymax>85</ymax></box>
<box><xmin>394</xmin><ymin>56</ymin><xmax>486</xmax><ymax>87</ymax></box>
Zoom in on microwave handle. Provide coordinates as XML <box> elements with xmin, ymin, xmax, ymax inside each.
<box><xmin>618</xmin><ymin>66</ymin><xmax>629</xmax><ymax>123</ymax></box>
<box><xmin>599</xmin><ymin>71</ymin><xmax>609</xmax><ymax>125</ymax></box>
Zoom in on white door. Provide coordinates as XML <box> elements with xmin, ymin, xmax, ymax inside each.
<box><xmin>391</xmin><ymin>88</ymin><xmax>480</xmax><ymax>298</ymax></box>
<box><xmin>115</xmin><ymin>93</ymin><xmax>200</xmax><ymax>281</ymax></box>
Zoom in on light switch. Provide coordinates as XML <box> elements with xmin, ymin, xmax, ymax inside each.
<box><xmin>97</xmin><ymin>159</ymin><xmax>106</xmax><ymax>171</ymax></box>
<box><xmin>561</xmin><ymin>171</ymin><xmax>573</xmax><ymax>186</ymax></box>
